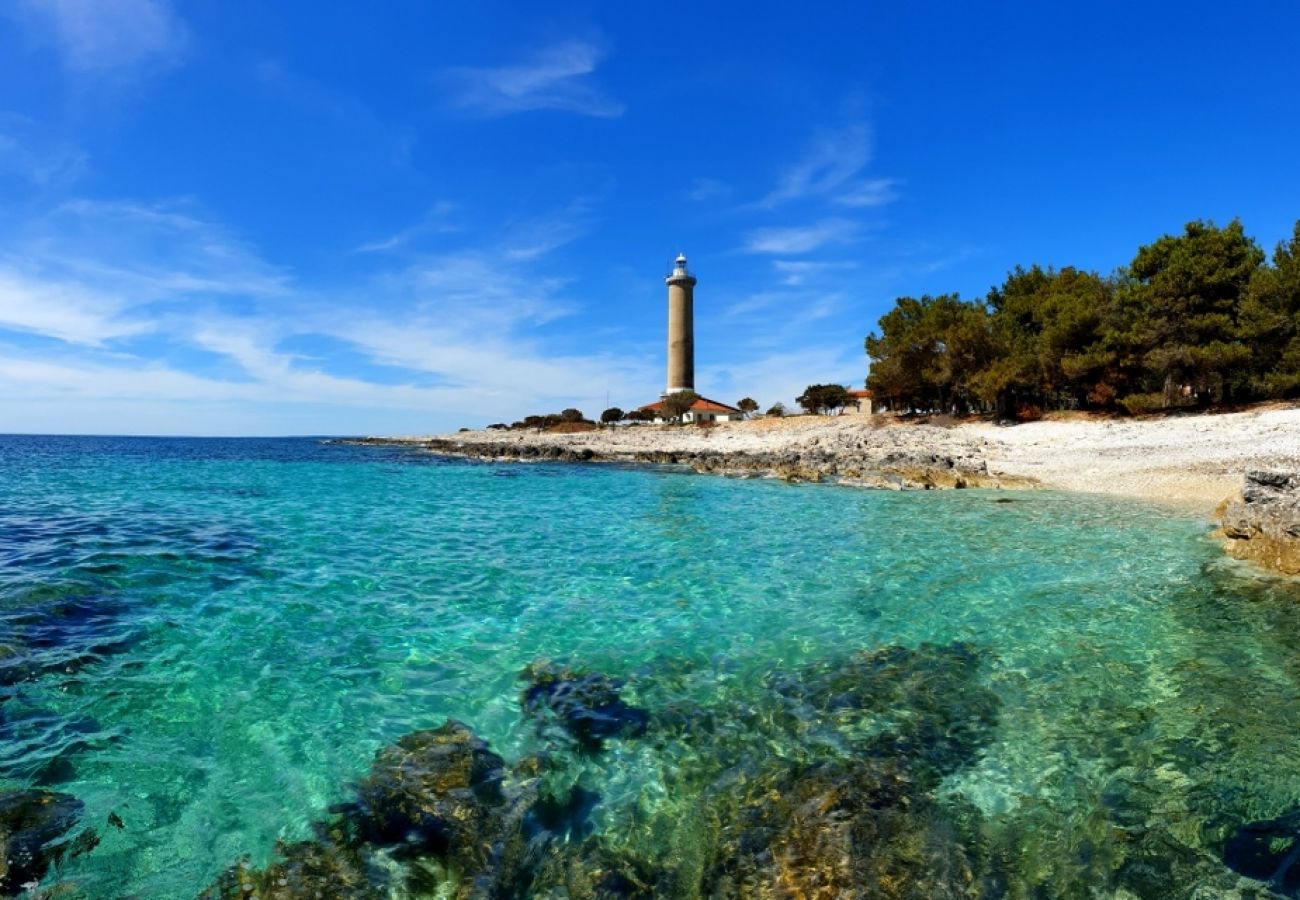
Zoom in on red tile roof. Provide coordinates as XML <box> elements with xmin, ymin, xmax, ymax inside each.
<box><xmin>639</xmin><ymin>395</ymin><xmax>741</xmax><ymax>413</ymax></box>
<box><xmin>847</xmin><ymin>389</ymin><xmax>873</xmax><ymax>398</ymax></box>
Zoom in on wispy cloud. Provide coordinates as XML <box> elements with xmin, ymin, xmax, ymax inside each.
<box><xmin>35</xmin><ymin>199</ymin><xmax>289</xmax><ymax>298</ymax></box>
<box><xmin>758</xmin><ymin>123</ymin><xmax>898</xmax><ymax>209</ymax></box>
<box><xmin>771</xmin><ymin>259</ymin><xmax>859</xmax><ymax>286</ymax></box>
<box><xmin>442</xmin><ymin>40</ymin><xmax>624</xmax><ymax>118</ymax></box>
<box><xmin>0</xmin><ymin>269</ymin><xmax>150</xmax><ymax>345</ymax></box>
<box><xmin>742</xmin><ymin>218</ymin><xmax>858</xmax><ymax>255</ymax></box>
<box><xmin>686</xmin><ymin>177</ymin><xmax>729</xmax><ymax>202</ymax></box>
<box><xmin>500</xmin><ymin>198</ymin><xmax>597</xmax><ymax>261</ymax></box>
<box><xmin>0</xmin><ymin>188</ymin><xmax>658</xmax><ymax>433</ymax></box>
<box><xmin>0</xmin><ymin>199</ymin><xmax>287</xmax><ymax>349</ymax></box>
<box><xmin>355</xmin><ymin>202</ymin><xmax>458</xmax><ymax>254</ymax></box>
<box><xmin>15</xmin><ymin>0</ymin><xmax>189</xmax><ymax>74</ymax></box>
<box><xmin>835</xmin><ymin>177</ymin><xmax>900</xmax><ymax>208</ymax></box>
<box><xmin>0</xmin><ymin>114</ymin><xmax>87</xmax><ymax>186</ymax></box>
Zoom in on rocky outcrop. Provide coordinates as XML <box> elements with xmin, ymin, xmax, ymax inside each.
<box><xmin>0</xmin><ymin>788</ymin><xmax>85</xmax><ymax>894</ymax></box>
<box><xmin>359</xmin><ymin>435</ymin><xmax>1028</xmax><ymax>491</ymax></box>
<box><xmin>1221</xmin><ymin>470</ymin><xmax>1300</xmax><ymax>575</ymax></box>
<box><xmin>519</xmin><ymin>661</ymin><xmax>649</xmax><ymax>751</ymax></box>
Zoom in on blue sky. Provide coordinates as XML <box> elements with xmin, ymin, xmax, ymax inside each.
<box><xmin>1</xmin><ymin>1</ymin><xmax>1298</xmax><ymax>435</ymax></box>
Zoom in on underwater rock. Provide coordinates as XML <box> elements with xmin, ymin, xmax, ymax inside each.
<box><xmin>520</xmin><ymin>661</ymin><xmax>649</xmax><ymax>751</ymax></box>
<box><xmin>0</xmin><ymin>788</ymin><xmax>84</xmax><ymax>894</ymax></box>
<box><xmin>200</xmin><ymin>719</ymin><xmax>510</xmax><ymax>898</ymax></box>
<box><xmin>1224</xmin><ymin>809</ymin><xmax>1300</xmax><ymax>896</ymax></box>
<box><xmin>528</xmin><ymin>839</ymin><xmax>668</xmax><ymax>899</ymax></box>
<box><xmin>1221</xmin><ymin>470</ymin><xmax>1300</xmax><ymax>575</ymax></box>
<box><xmin>705</xmin><ymin>757</ymin><xmax>976</xmax><ymax>899</ymax></box>
<box><xmin>767</xmin><ymin>642</ymin><xmax>1000</xmax><ymax>784</ymax></box>
<box><xmin>200</xmin><ymin>720</ymin><xmax>607</xmax><ymax>900</ymax></box>
<box><xmin>347</xmin><ymin>719</ymin><xmax>507</xmax><ymax>868</ymax></box>
<box><xmin>198</xmin><ymin>841</ymin><xmax>386</xmax><ymax>900</ymax></box>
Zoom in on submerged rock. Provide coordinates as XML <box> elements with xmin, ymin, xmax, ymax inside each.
<box><xmin>520</xmin><ymin>661</ymin><xmax>649</xmax><ymax>751</ymax></box>
<box><xmin>347</xmin><ymin>719</ymin><xmax>507</xmax><ymax>867</ymax></box>
<box><xmin>203</xmin><ymin>646</ymin><xmax>1001</xmax><ymax>899</ymax></box>
<box><xmin>200</xmin><ymin>719</ymin><xmax>591</xmax><ymax>899</ymax></box>
<box><xmin>0</xmin><ymin>788</ymin><xmax>84</xmax><ymax>894</ymax></box>
<box><xmin>1221</xmin><ymin>470</ymin><xmax>1300</xmax><ymax>575</ymax></box>
<box><xmin>198</xmin><ymin>842</ymin><xmax>386</xmax><ymax>900</ymax></box>
<box><xmin>1224</xmin><ymin>809</ymin><xmax>1300</xmax><ymax>896</ymax></box>
<box><xmin>767</xmin><ymin>642</ymin><xmax>1000</xmax><ymax>784</ymax></box>
<box><xmin>528</xmin><ymin>839</ymin><xmax>667</xmax><ymax>899</ymax></box>
<box><xmin>706</xmin><ymin>758</ymin><xmax>976</xmax><ymax>899</ymax></box>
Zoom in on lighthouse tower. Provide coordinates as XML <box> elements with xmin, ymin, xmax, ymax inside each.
<box><xmin>665</xmin><ymin>253</ymin><xmax>696</xmax><ymax>396</ymax></box>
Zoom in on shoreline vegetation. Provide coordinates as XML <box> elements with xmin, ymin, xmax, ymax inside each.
<box><xmin>358</xmin><ymin>401</ymin><xmax>1300</xmax><ymax>574</ymax></box>
<box><xmin>865</xmin><ymin>219</ymin><xmax>1300</xmax><ymax>418</ymax></box>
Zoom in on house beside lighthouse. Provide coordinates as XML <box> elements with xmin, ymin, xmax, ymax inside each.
<box><xmin>639</xmin><ymin>254</ymin><xmax>743</xmax><ymax>424</ymax></box>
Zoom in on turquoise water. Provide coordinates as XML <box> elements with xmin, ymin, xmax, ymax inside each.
<box><xmin>3</xmin><ymin>435</ymin><xmax>1300</xmax><ymax>897</ymax></box>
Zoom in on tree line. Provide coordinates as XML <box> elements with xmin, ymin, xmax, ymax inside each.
<box><xmin>864</xmin><ymin>219</ymin><xmax>1300</xmax><ymax>416</ymax></box>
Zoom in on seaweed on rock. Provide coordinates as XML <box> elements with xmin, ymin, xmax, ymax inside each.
<box><xmin>0</xmin><ymin>788</ymin><xmax>85</xmax><ymax>895</ymax></box>
<box><xmin>345</xmin><ymin>719</ymin><xmax>507</xmax><ymax>862</ymax></box>
<box><xmin>520</xmin><ymin>661</ymin><xmax>649</xmax><ymax>751</ymax></box>
<box><xmin>201</xmin><ymin>645</ymin><xmax>1009</xmax><ymax>898</ymax></box>
<box><xmin>704</xmin><ymin>757</ymin><xmax>978</xmax><ymax>900</ymax></box>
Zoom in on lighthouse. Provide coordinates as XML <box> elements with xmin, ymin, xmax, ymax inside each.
<box><xmin>638</xmin><ymin>252</ymin><xmax>741</xmax><ymax>423</ymax></box>
<box><xmin>665</xmin><ymin>253</ymin><xmax>696</xmax><ymax>396</ymax></box>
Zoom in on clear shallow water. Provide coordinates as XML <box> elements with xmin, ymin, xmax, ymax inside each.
<box><xmin>2</xmin><ymin>435</ymin><xmax>1300</xmax><ymax>897</ymax></box>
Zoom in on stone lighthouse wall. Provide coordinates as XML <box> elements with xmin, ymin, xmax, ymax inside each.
<box><xmin>666</xmin><ymin>272</ymin><xmax>695</xmax><ymax>393</ymax></box>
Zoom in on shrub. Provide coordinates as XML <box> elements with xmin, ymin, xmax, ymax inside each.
<box><xmin>1014</xmin><ymin>402</ymin><xmax>1044</xmax><ymax>422</ymax></box>
<box><xmin>766</xmin><ymin>402</ymin><xmax>786</xmax><ymax>417</ymax></box>
<box><xmin>1118</xmin><ymin>392</ymin><xmax>1166</xmax><ymax>415</ymax></box>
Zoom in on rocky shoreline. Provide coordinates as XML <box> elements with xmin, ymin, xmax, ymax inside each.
<box><xmin>347</xmin><ymin>420</ymin><xmax>1031</xmax><ymax>491</ymax></box>
<box><xmin>357</xmin><ymin>404</ymin><xmax>1300</xmax><ymax>576</ymax></box>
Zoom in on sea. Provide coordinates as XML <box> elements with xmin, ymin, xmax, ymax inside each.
<box><xmin>2</xmin><ymin>434</ymin><xmax>1300</xmax><ymax>897</ymax></box>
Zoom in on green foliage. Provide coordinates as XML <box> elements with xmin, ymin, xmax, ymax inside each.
<box><xmin>600</xmin><ymin>407</ymin><xmax>624</xmax><ymax>425</ymax></box>
<box><xmin>765</xmin><ymin>402</ymin><xmax>786</xmax><ymax>417</ymax></box>
<box><xmin>865</xmin><ymin>218</ymin><xmax>1294</xmax><ymax>415</ymax></box>
<box><xmin>737</xmin><ymin>397</ymin><xmax>759</xmax><ymax>417</ymax></box>
<box><xmin>796</xmin><ymin>384</ymin><xmax>851</xmax><ymax>415</ymax></box>
<box><xmin>660</xmin><ymin>390</ymin><xmax>699</xmax><ymax>421</ymax></box>
<box><xmin>559</xmin><ymin>408</ymin><xmax>586</xmax><ymax>423</ymax></box>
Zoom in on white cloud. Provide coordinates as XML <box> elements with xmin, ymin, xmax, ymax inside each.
<box><xmin>0</xmin><ymin>191</ymin><xmax>663</xmax><ymax>433</ymax></box>
<box><xmin>771</xmin><ymin>259</ymin><xmax>859</xmax><ymax>287</ymax></box>
<box><xmin>16</xmin><ymin>0</ymin><xmax>189</xmax><ymax>74</ymax></box>
<box><xmin>758</xmin><ymin>123</ymin><xmax>899</xmax><ymax>209</ymax></box>
<box><xmin>443</xmin><ymin>40</ymin><xmax>624</xmax><ymax>118</ymax></box>
<box><xmin>835</xmin><ymin>177</ymin><xmax>900</xmax><ymax>208</ymax></box>
<box><xmin>0</xmin><ymin>199</ymin><xmax>288</xmax><ymax>349</ymax></box>
<box><xmin>742</xmin><ymin>219</ymin><xmax>858</xmax><ymax>255</ymax></box>
<box><xmin>0</xmin><ymin>269</ymin><xmax>149</xmax><ymax>345</ymax></box>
